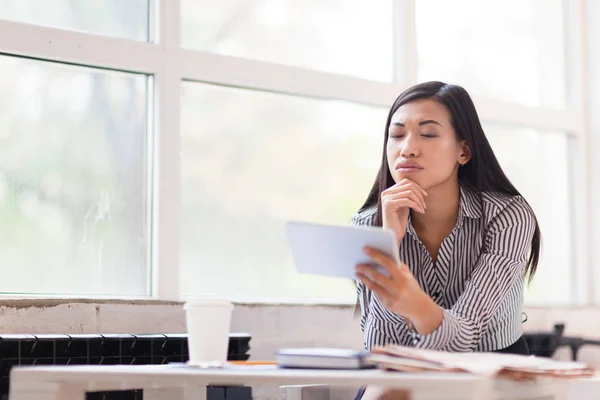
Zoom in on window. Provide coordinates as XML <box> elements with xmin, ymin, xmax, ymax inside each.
<box><xmin>0</xmin><ymin>55</ymin><xmax>150</xmax><ymax>296</ymax></box>
<box><xmin>0</xmin><ymin>1</ymin><xmax>593</xmax><ymax>305</ymax></box>
<box><xmin>415</xmin><ymin>0</ymin><xmax>566</xmax><ymax>107</ymax></box>
<box><xmin>484</xmin><ymin>124</ymin><xmax>573</xmax><ymax>305</ymax></box>
<box><xmin>0</xmin><ymin>0</ymin><xmax>149</xmax><ymax>41</ymax></box>
<box><xmin>414</xmin><ymin>0</ymin><xmax>584</xmax><ymax>306</ymax></box>
<box><xmin>180</xmin><ymin>81</ymin><xmax>385</xmax><ymax>300</ymax></box>
<box><xmin>181</xmin><ymin>0</ymin><xmax>394</xmax><ymax>82</ymax></box>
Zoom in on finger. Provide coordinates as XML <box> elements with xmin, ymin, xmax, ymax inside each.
<box><xmin>357</xmin><ymin>274</ymin><xmax>397</xmax><ymax>311</ymax></box>
<box><xmin>355</xmin><ymin>263</ymin><xmax>394</xmax><ymax>288</ymax></box>
<box><xmin>356</xmin><ymin>272</ymin><xmax>395</xmax><ymax>301</ymax></box>
<box><xmin>362</xmin><ymin>247</ymin><xmax>402</xmax><ymax>279</ymax></box>
<box><xmin>383</xmin><ymin>197</ymin><xmax>424</xmax><ymax>214</ymax></box>
<box><xmin>400</xmin><ymin>178</ymin><xmax>428</xmax><ymax>198</ymax></box>
<box><xmin>382</xmin><ymin>181</ymin><xmax>413</xmax><ymax>196</ymax></box>
<box><xmin>383</xmin><ymin>183</ymin><xmax>427</xmax><ymax>210</ymax></box>
<box><xmin>388</xmin><ymin>190</ymin><xmax>426</xmax><ymax>212</ymax></box>
<box><xmin>400</xmin><ymin>182</ymin><xmax>427</xmax><ymax>207</ymax></box>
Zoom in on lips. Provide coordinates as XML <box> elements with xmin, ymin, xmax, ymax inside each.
<box><xmin>395</xmin><ymin>160</ymin><xmax>423</xmax><ymax>170</ymax></box>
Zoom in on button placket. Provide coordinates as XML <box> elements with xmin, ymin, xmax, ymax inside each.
<box><xmin>432</xmin><ymin>229</ymin><xmax>458</xmax><ymax>303</ymax></box>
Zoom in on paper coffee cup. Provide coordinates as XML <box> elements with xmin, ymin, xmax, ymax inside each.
<box><xmin>184</xmin><ymin>298</ymin><xmax>234</xmax><ymax>365</ymax></box>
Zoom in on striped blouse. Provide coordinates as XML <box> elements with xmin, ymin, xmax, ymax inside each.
<box><xmin>353</xmin><ymin>184</ymin><xmax>536</xmax><ymax>352</ymax></box>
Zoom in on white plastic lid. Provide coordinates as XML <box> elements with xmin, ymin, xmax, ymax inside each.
<box><xmin>183</xmin><ymin>298</ymin><xmax>234</xmax><ymax>309</ymax></box>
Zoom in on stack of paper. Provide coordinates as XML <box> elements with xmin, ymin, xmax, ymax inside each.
<box><xmin>367</xmin><ymin>346</ymin><xmax>594</xmax><ymax>380</ymax></box>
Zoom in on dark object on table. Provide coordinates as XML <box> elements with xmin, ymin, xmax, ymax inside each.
<box><xmin>524</xmin><ymin>323</ymin><xmax>600</xmax><ymax>361</ymax></box>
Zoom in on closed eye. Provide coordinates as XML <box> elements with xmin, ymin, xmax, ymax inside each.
<box><xmin>421</xmin><ymin>134</ymin><xmax>438</xmax><ymax>138</ymax></box>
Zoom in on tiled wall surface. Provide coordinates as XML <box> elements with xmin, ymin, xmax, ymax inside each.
<box><xmin>0</xmin><ymin>332</ymin><xmax>250</xmax><ymax>400</ymax></box>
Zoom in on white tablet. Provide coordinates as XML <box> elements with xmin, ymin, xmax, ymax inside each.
<box><xmin>285</xmin><ymin>220</ymin><xmax>400</xmax><ymax>280</ymax></box>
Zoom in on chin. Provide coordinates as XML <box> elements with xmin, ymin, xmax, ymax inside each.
<box><xmin>393</xmin><ymin>172</ymin><xmax>425</xmax><ymax>187</ymax></box>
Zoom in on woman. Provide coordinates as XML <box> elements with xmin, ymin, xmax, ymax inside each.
<box><xmin>352</xmin><ymin>81</ymin><xmax>541</xmax><ymax>400</ymax></box>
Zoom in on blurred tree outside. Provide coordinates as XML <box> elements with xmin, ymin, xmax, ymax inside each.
<box><xmin>0</xmin><ymin>0</ymin><xmax>148</xmax><ymax>295</ymax></box>
<box><xmin>180</xmin><ymin>83</ymin><xmax>385</xmax><ymax>299</ymax></box>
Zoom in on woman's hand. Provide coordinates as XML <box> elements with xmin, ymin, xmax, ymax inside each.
<box><xmin>355</xmin><ymin>247</ymin><xmax>443</xmax><ymax>335</ymax></box>
<box><xmin>381</xmin><ymin>178</ymin><xmax>427</xmax><ymax>246</ymax></box>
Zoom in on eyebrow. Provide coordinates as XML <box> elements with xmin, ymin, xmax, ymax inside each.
<box><xmin>391</xmin><ymin>120</ymin><xmax>443</xmax><ymax>128</ymax></box>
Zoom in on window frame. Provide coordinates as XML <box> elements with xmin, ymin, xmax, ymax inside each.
<box><xmin>0</xmin><ymin>0</ymin><xmax>592</xmax><ymax>305</ymax></box>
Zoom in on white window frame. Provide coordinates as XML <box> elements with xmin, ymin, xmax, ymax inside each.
<box><xmin>0</xmin><ymin>0</ymin><xmax>593</xmax><ymax>305</ymax></box>
<box><xmin>584</xmin><ymin>0</ymin><xmax>600</xmax><ymax>305</ymax></box>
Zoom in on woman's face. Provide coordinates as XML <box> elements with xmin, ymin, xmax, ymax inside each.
<box><xmin>386</xmin><ymin>98</ymin><xmax>470</xmax><ymax>190</ymax></box>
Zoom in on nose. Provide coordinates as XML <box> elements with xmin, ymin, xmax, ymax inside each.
<box><xmin>400</xmin><ymin>132</ymin><xmax>419</xmax><ymax>157</ymax></box>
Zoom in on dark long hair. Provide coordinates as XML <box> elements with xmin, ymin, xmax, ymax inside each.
<box><xmin>360</xmin><ymin>81</ymin><xmax>541</xmax><ymax>281</ymax></box>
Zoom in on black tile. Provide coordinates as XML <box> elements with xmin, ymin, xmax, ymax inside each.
<box><xmin>99</xmin><ymin>357</ymin><xmax>121</xmax><ymax>366</ymax></box>
<box><xmin>127</xmin><ymin>335</ymin><xmax>154</xmax><ymax>357</ymax></box>
<box><xmin>0</xmin><ymin>337</ymin><xmax>21</xmax><ymax>359</ymax></box>
<box><xmin>149</xmin><ymin>335</ymin><xmax>169</xmax><ymax>357</ymax></box>
<box><xmin>17</xmin><ymin>338</ymin><xmax>38</xmax><ymax>359</ymax></box>
<box><xmin>100</xmin><ymin>334</ymin><xmax>132</xmax><ymax>358</ymax></box>
<box><xmin>71</xmin><ymin>334</ymin><xmax>103</xmax><ymax>359</ymax></box>
<box><xmin>164</xmin><ymin>354</ymin><xmax>184</xmax><ymax>364</ymax></box>
<box><xmin>90</xmin><ymin>339</ymin><xmax>119</xmax><ymax>358</ymax></box>
<box><xmin>228</xmin><ymin>334</ymin><xmax>251</xmax><ymax>358</ymax></box>
<box><xmin>86</xmin><ymin>393</ymin><xmax>104</xmax><ymax>400</ymax></box>
<box><xmin>87</xmin><ymin>391</ymin><xmax>142</xmax><ymax>400</ymax></box>
<box><xmin>120</xmin><ymin>336</ymin><xmax>136</xmax><ymax>357</ymax></box>
<box><xmin>0</xmin><ymin>360</ymin><xmax>18</xmax><ymax>379</ymax></box>
<box><xmin>120</xmin><ymin>356</ymin><xmax>135</xmax><ymax>365</ymax></box>
<box><xmin>54</xmin><ymin>358</ymin><xmax>70</xmax><ymax>365</ymax></box>
<box><xmin>182</xmin><ymin>338</ymin><xmax>189</xmax><ymax>359</ymax></box>
<box><xmin>52</xmin><ymin>337</ymin><xmax>72</xmax><ymax>358</ymax></box>
<box><xmin>86</xmin><ymin>337</ymin><xmax>104</xmax><ymax>360</ymax></box>
<box><xmin>18</xmin><ymin>358</ymin><xmax>35</xmax><ymax>366</ymax></box>
<box><xmin>0</xmin><ymin>377</ymin><xmax>9</xmax><ymax>397</ymax></box>
<box><xmin>226</xmin><ymin>386</ymin><xmax>252</xmax><ymax>400</ymax></box>
<box><xmin>163</xmin><ymin>335</ymin><xmax>185</xmax><ymax>360</ymax></box>
<box><xmin>131</xmin><ymin>356</ymin><xmax>152</xmax><ymax>365</ymax></box>
<box><xmin>31</xmin><ymin>358</ymin><xmax>54</xmax><ymax>366</ymax></box>
<box><xmin>28</xmin><ymin>340</ymin><xmax>54</xmax><ymax>359</ymax></box>
<box><xmin>151</xmin><ymin>356</ymin><xmax>166</xmax><ymax>365</ymax></box>
<box><xmin>228</xmin><ymin>353</ymin><xmax>250</xmax><ymax>361</ymax></box>
<box><xmin>61</xmin><ymin>336</ymin><xmax>88</xmax><ymax>358</ymax></box>
<box><xmin>66</xmin><ymin>357</ymin><xmax>90</xmax><ymax>365</ymax></box>
<box><xmin>207</xmin><ymin>386</ymin><xmax>226</xmax><ymax>400</ymax></box>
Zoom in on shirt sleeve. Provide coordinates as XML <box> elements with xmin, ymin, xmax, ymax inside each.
<box><xmin>351</xmin><ymin>210</ymin><xmax>375</xmax><ymax>332</ymax></box>
<box><xmin>412</xmin><ymin>198</ymin><xmax>536</xmax><ymax>352</ymax></box>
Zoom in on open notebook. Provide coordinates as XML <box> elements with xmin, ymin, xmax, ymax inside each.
<box><xmin>277</xmin><ymin>345</ymin><xmax>594</xmax><ymax>380</ymax></box>
<box><xmin>367</xmin><ymin>345</ymin><xmax>595</xmax><ymax>380</ymax></box>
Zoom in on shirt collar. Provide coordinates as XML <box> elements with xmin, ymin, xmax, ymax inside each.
<box><xmin>458</xmin><ymin>183</ymin><xmax>483</xmax><ymax>220</ymax></box>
